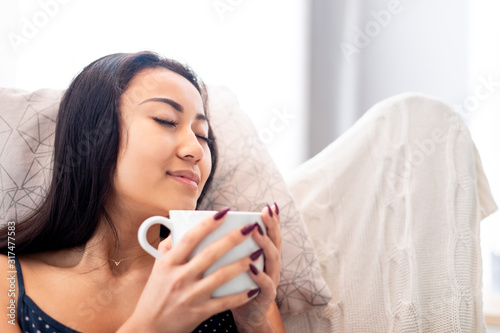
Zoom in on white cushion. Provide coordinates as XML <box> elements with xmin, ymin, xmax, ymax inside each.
<box><xmin>284</xmin><ymin>93</ymin><xmax>498</xmax><ymax>332</ymax></box>
<box><xmin>0</xmin><ymin>86</ymin><xmax>332</xmax><ymax>316</ymax></box>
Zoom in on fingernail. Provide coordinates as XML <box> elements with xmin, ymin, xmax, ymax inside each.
<box><xmin>266</xmin><ymin>204</ymin><xmax>273</xmax><ymax>217</ymax></box>
<box><xmin>250</xmin><ymin>248</ymin><xmax>263</xmax><ymax>261</ymax></box>
<box><xmin>274</xmin><ymin>202</ymin><xmax>279</xmax><ymax>216</ymax></box>
<box><xmin>214</xmin><ymin>207</ymin><xmax>230</xmax><ymax>220</ymax></box>
<box><xmin>247</xmin><ymin>288</ymin><xmax>260</xmax><ymax>298</ymax></box>
<box><xmin>256</xmin><ymin>223</ymin><xmax>264</xmax><ymax>236</ymax></box>
<box><xmin>249</xmin><ymin>263</ymin><xmax>259</xmax><ymax>275</ymax></box>
<box><xmin>241</xmin><ymin>223</ymin><xmax>258</xmax><ymax>235</ymax></box>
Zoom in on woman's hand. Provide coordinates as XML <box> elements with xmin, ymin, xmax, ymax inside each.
<box><xmin>230</xmin><ymin>203</ymin><xmax>283</xmax><ymax>333</ymax></box>
<box><xmin>122</xmin><ymin>208</ymin><xmax>267</xmax><ymax>333</ymax></box>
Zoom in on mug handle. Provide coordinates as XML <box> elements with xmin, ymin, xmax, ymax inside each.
<box><xmin>138</xmin><ymin>215</ymin><xmax>174</xmax><ymax>260</ymax></box>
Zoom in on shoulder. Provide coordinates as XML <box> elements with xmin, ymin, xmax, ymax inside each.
<box><xmin>0</xmin><ymin>254</ymin><xmax>22</xmax><ymax>332</ymax></box>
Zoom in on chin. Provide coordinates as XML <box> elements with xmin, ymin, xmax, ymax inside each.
<box><xmin>176</xmin><ymin>202</ymin><xmax>198</xmax><ymax>211</ymax></box>
<box><xmin>163</xmin><ymin>199</ymin><xmax>198</xmax><ymax>213</ymax></box>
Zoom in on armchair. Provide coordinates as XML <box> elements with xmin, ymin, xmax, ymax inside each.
<box><xmin>0</xmin><ymin>87</ymin><xmax>496</xmax><ymax>332</ymax></box>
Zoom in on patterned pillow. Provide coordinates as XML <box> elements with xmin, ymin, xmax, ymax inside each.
<box><xmin>0</xmin><ymin>88</ymin><xmax>61</xmax><ymax>222</ymax></box>
<box><xmin>0</xmin><ymin>86</ymin><xmax>331</xmax><ymax>315</ymax></box>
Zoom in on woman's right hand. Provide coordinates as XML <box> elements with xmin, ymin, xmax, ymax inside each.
<box><xmin>119</xmin><ymin>209</ymin><xmax>261</xmax><ymax>333</ymax></box>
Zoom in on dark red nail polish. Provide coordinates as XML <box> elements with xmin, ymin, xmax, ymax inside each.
<box><xmin>256</xmin><ymin>223</ymin><xmax>264</xmax><ymax>236</ymax></box>
<box><xmin>250</xmin><ymin>248</ymin><xmax>263</xmax><ymax>261</ymax></box>
<box><xmin>249</xmin><ymin>264</ymin><xmax>259</xmax><ymax>275</ymax></box>
<box><xmin>274</xmin><ymin>202</ymin><xmax>279</xmax><ymax>216</ymax></box>
<box><xmin>214</xmin><ymin>207</ymin><xmax>230</xmax><ymax>220</ymax></box>
<box><xmin>241</xmin><ymin>223</ymin><xmax>258</xmax><ymax>235</ymax></box>
<box><xmin>266</xmin><ymin>204</ymin><xmax>273</xmax><ymax>217</ymax></box>
<box><xmin>247</xmin><ymin>288</ymin><xmax>260</xmax><ymax>298</ymax></box>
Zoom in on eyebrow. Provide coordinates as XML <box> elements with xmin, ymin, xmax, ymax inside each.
<box><xmin>139</xmin><ymin>97</ymin><xmax>183</xmax><ymax>111</ymax></box>
<box><xmin>139</xmin><ymin>97</ymin><xmax>208</xmax><ymax>122</ymax></box>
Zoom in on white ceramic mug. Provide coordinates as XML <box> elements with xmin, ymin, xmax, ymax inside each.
<box><xmin>138</xmin><ymin>210</ymin><xmax>265</xmax><ymax>298</ymax></box>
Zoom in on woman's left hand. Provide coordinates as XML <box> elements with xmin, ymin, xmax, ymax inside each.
<box><xmin>231</xmin><ymin>203</ymin><xmax>282</xmax><ymax>332</ymax></box>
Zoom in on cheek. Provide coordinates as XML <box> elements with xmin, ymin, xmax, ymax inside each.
<box><xmin>119</xmin><ymin>119</ymin><xmax>172</xmax><ymax>170</ymax></box>
<box><xmin>118</xmin><ymin>143</ymin><xmax>155</xmax><ymax>178</ymax></box>
<box><xmin>198</xmin><ymin>149</ymin><xmax>213</xmax><ymax>191</ymax></box>
<box><xmin>114</xmin><ymin>149</ymin><xmax>149</xmax><ymax>198</ymax></box>
<box><xmin>114</xmin><ymin>131</ymin><xmax>169</xmax><ymax>194</ymax></box>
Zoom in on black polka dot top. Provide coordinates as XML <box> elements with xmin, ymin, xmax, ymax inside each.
<box><xmin>14</xmin><ymin>257</ymin><xmax>237</xmax><ymax>332</ymax></box>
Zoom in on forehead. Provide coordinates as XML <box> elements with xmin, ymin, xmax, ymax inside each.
<box><xmin>122</xmin><ymin>67</ymin><xmax>204</xmax><ymax>112</ymax></box>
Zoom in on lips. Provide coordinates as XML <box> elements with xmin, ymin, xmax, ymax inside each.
<box><xmin>167</xmin><ymin>170</ymin><xmax>200</xmax><ymax>187</ymax></box>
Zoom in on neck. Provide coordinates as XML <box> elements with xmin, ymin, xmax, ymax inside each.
<box><xmin>67</xmin><ymin>212</ymin><xmax>162</xmax><ymax>273</ymax></box>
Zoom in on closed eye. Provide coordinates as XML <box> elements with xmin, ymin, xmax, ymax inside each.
<box><xmin>153</xmin><ymin>117</ymin><xmax>178</xmax><ymax>127</ymax></box>
<box><xmin>154</xmin><ymin>117</ymin><xmax>214</xmax><ymax>144</ymax></box>
<box><xmin>196</xmin><ymin>135</ymin><xmax>214</xmax><ymax>144</ymax></box>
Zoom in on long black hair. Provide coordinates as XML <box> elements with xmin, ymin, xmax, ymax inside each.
<box><xmin>0</xmin><ymin>51</ymin><xmax>218</xmax><ymax>254</ymax></box>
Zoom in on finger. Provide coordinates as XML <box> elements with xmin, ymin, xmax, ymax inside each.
<box><xmin>158</xmin><ymin>235</ymin><xmax>172</xmax><ymax>255</ymax></box>
<box><xmin>265</xmin><ymin>203</ymin><xmax>280</xmax><ymax>224</ymax></box>
<box><xmin>247</xmin><ymin>262</ymin><xmax>277</xmax><ymax>301</ymax></box>
<box><xmin>194</xmin><ymin>249</ymin><xmax>260</xmax><ymax>297</ymax></box>
<box><xmin>189</xmin><ymin>222</ymin><xmax>260</xmax><ymax>275</ymax></box>
<box><xmin>206</xmin><ymin>288</ymin><xmax>258</xmax><ymax>315</ymax></box>
<box><xmin>251</xmin><ymin>227</ymin><xmax>281</xmax><ymax>285</ymax></box>
<box><xmin>167</xmin><ymin>208</ymin><xmax>230</xmax><ymax>264</ymax></box>
<box><xmin>273</xmin><ymin>202</ymin><xmax>280</xmax><ymax>222</ymax></box>
<box><xmin>260</xmin><ymin>205</ymin><xmax>281</xmax><ymax>250</ymax></box>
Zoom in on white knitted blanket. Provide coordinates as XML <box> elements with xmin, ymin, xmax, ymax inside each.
<box><xmin>284</xmin><ymin>93</ymin><xmax>498</xmax><ymax>332</ymax></box>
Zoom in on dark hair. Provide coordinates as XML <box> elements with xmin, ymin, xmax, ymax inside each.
<box><xmin>0</xmin><ymin>51</ymin><xmax>218</xmax><ymax>254</ymax></box>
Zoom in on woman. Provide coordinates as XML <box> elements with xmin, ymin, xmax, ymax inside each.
<box><xmin>0</xmin><ymin>51</ymin><xmax>284</xmax><ymax>332</ymax></box>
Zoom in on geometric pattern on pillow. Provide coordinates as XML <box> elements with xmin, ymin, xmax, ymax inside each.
<box><xmin>199</xmin><ymin>86</ymin><xmax>332</xmax><ymax>314</ymax></box>
<box><xmin>0</xmin><ymin>86</ymin><xmax>332</xmax><ymax>316</ymax></box>
<box><xmin>0</xmin><ymin>88</ymin><xmax>62</xmax><ymax>222</ymax></box>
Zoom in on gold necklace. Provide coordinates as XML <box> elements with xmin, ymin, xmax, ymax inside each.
<box><xmin>81</xmin><ymin>237</ymin><xmax>162</xmax><ymax>266</ymax></box>
<box><xmin>83</xmin><ymin>251</ymin><xmax>151</xmax><ymax>266</ymax></box>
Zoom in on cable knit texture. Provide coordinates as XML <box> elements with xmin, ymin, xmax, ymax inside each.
<box><xmin>284</xmin><ymin>93</ymin><xmax>498</xmax><ymax>332</ymax></box>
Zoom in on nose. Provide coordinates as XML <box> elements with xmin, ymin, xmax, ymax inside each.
<box><xmin>176</xmin><ymin>128</ymin><xmax>205</xmax><ymax>163</ymax></box>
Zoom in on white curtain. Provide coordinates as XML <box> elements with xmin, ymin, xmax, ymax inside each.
<box><xmin>308</xmin><ymin>0</ymin><xmax>470</xmax><ymax>155</ymax></box>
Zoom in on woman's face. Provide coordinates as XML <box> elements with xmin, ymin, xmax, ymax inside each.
<box><xmin>111</xmin><ymin>67</ymin><xmax>212</xmax><ymax>220</ymax></box>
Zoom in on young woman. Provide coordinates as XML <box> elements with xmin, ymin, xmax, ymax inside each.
<box><xmin>0</xmin><ymin>51</ymin><xmax>284</xmax><ymax>332</ymax></box>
